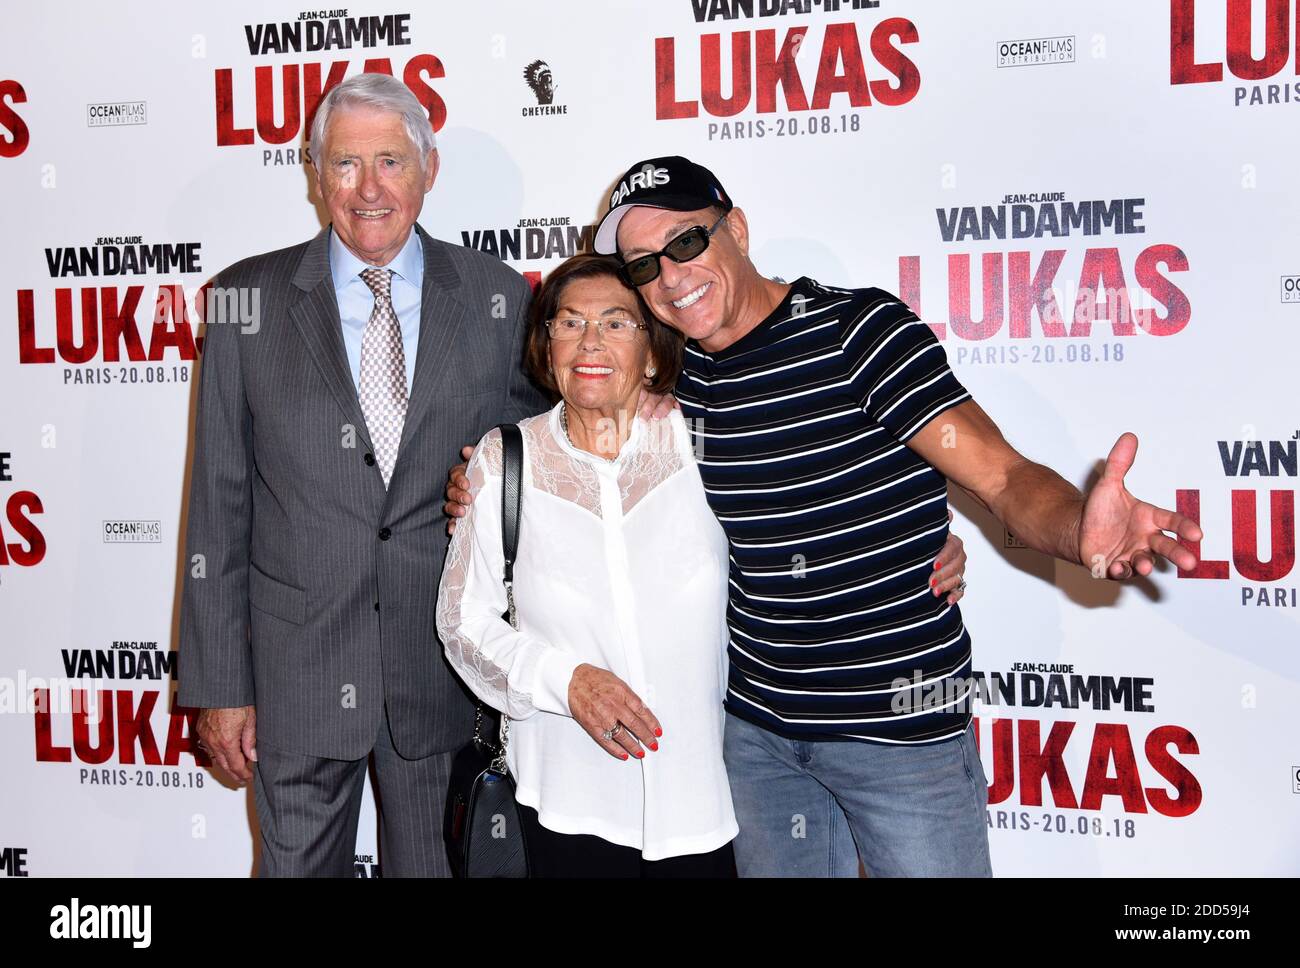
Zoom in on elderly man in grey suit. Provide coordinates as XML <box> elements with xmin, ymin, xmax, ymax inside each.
<box><xmin>178</xmin><ymin>73</ymin><xmax>546</xmax><ymax>877</ymax></box>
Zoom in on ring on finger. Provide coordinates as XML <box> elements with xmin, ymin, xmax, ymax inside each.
<box><xmin>956</xmin><ymin>578</ymin><xmax>967</xmax><ymax>591</ymax></box>
<box><xmin>601</xmin><ymin>722</ymin><xmax>624</xmax><ymax>742</ymax></box>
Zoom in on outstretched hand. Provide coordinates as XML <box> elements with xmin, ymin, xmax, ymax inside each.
<box><xmin>1078</xmin><ymin>433</ymin><xmax>1203</xmax><ymax>580</ymax></box>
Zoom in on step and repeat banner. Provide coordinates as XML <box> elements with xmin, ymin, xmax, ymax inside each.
<box><xmin>1</xmin><ymin>0</ymin><xmax>1297</xmax><ymax>877</ymax></box>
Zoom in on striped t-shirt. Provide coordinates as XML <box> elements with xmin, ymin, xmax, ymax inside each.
<box><xmin>676</xmin><ymin>277</ymin><xmax>974</xmax><ymax>745</ymax></box>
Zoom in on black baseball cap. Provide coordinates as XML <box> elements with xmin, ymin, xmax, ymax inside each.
<box><xmin>593</xmin><ymin>155</ymin><xmax>733</xmax><ymax>255</ymax></box>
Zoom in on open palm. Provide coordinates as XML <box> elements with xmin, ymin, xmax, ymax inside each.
<box><xmin>1078</xmin><ymin>433</ymin><xmax>1203</xmax><ymax>580</ymax></box>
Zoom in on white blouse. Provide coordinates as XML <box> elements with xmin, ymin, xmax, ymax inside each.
<box><xmin>436</xmin><ymin>403</ymin><xmax>737</xmax><ymax>860</ymax></box>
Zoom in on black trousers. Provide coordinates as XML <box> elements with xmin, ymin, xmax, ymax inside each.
<box><xmin>519</xmin><ymin>804</ymin><xmax>737</xmax><ymax>878</ymax></box>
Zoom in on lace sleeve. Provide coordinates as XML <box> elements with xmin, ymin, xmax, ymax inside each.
<box><xmin>435</xmin><ymin>428</ymin><xmax>579</xmax><ymax>721</ymax></box>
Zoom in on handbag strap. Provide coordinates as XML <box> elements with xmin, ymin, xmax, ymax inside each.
<box><xmin>499</xmin><ymin>423</ymin><xmax>523</xmax><ymax>613</ymax></box>
<box><xmin>486</xmin><ymin>422</ymin><xmax>524</xmax><ymax>770</ymax></box>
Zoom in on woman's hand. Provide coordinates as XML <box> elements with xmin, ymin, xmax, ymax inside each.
<box><xmin>931</xmin><ymin>509</ymin><xmax>968</xmax><ymax>605</ymax></box>
<box><xmin>568</xmin><ymin>663</ymin><xmax>662</xmax><ymax>760</ymax></box>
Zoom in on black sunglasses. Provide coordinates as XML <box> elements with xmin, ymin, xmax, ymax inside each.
<box><xmin>619</xmin><ymin>212</ymin><xmax>728</xmax><ymax>287</ymax></box>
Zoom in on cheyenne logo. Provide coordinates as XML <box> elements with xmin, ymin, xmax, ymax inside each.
<box><xmin>610</xmin><ymin>166</ymin><xmax>670</xmax><ymax>208</ymax></box>
<box><xmin>50</xmin><ymin>899</ymin><xmax>151</xmax><ymax>948</ymax></box>
<box><xmin>521</xmin><ymin>59</ymin><xmax>567</xmax><ymax>116</ymax></box>
<box><xmin>523</xmin><ymin>59</ymin><xmax>554</xmax><ymax>103</ymax></box>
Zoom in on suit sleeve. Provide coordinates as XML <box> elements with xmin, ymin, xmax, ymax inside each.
<box><xmin>846</xmin><ymin>291</ymin><xmax>971</xmax><ymax>442</ymax></box>
<box><xmin>177</xmin><ymin>269</ymin><xmax>256</xmax><ymax>709</ymax></box>
<box><xmin>499</xmin><ymin>272</ymin><xmax>551</xmax><ymax>422</ymax></box>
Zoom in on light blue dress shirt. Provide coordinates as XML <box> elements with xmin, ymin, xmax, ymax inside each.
<box><xmin>328</xmin><ymin>226</ymin><xmax>423</xmax><ymax>393</ymax></box>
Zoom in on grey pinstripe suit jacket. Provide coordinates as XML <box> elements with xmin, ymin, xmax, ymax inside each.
<box><xmin>178</xmin><ymin>223</ymin><xmax>548</xmax><ymax>760</ymax></box>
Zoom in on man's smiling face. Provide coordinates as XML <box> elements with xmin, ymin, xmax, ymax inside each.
<box><xmin>315</xmin><ymin>106</ymin><xmax>437</xmax><ymax>266</ymax></box>
<box><xmin>616</xmin><ymin>204</ymin><xmax>752</xmax><ymax>349</ymax></box>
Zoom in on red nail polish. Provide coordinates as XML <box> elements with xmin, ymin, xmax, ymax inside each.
<box><xmin>654</xmin><ymin>728</ymin><xmax>663</xmax><ymax>737</ymax></box>
<box><xmin>619</xmin><ymin>753</ymin><xmax>629</xmax><ymax>760</ymax></box>
<box><xmin>635</xmin><ymin>750</ymin><xmax>644</xmax><ymax>759</ymax></box>
<box><xmin>933</xmin><ymin>561</ymin><xmax>941</xmax><ymax>570</ymax></box>
<box><xmin>650</xmin><ymin>742</ymin><xmax>659</xmax><ymax>751</ymax></box>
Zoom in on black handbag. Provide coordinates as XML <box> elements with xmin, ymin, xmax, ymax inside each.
<box><xmin>444</xmin><ymin>423</ymin><xmax>531</xmax><ymax>878</ymax></box>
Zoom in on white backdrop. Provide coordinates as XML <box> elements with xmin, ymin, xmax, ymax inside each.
<box><xmin>1</xmin><ymin>0</ymin><xmax>1297</xmax><ymax>876</ymax></box>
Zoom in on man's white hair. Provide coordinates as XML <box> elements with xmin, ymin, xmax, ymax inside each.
<box><xmin>309</xmin><ymin>73</ymin><xmax>437</xmax><ymax>172</ymax></box>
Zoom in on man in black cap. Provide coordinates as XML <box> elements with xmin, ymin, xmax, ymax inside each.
<box><xmin>574</xmin><ymin>155</ymin><xmax>1202</xmax><ymax>877</ymax></box>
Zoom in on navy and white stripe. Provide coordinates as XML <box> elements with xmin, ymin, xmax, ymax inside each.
<box><xmin>678</xmin><ymin>278</ymin><xmax>974</xmax><ymax>745</ymax></box>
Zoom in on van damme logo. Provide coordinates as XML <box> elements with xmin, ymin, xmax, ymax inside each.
<box><xmin>17</xmin><ymin>236</ymin><xmax>207</xmax><ymax>386</ymax></box>
<box><xmin>216</xmin><ymin>10</ymin><xmax>446</xmax><ymax>167</ymax></box>
<box><xmin>901</xmin><ymin>192</ymin><xmax>1191</xmax><ymax>356</ymax></box>
<box><xmin>462</xmin><ymin>216</ymin><xmax>596</xmax><ymax>262</ymax></box>
<box><xmin>971</xmin><ymin>665</ymin><xmax>1201</xmax><ymax>831</ymax></box>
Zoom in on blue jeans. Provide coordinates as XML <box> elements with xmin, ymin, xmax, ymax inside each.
<box><xmin>723</xmin><ymin>712</ymin><xmax>992</xmax><ymax>877</ymax></box>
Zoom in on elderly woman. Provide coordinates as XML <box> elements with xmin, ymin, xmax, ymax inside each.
<box><xmin>436</xmin><ymin>254</ymin><xmax>967</xmax><ymax>878</ymax></box>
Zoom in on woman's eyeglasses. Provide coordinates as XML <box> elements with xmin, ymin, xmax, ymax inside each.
<box><xmin>619</xmin><ymin>213</ymin><xmax>728</xmax><ymax>287</ymax></box>
<box><xmin>546</xmin><ymin>317</ymin><xmax>647</xmax><ymax>342</ymax></box>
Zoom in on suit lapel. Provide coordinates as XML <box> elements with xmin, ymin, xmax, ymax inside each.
<box><xmin>288</xmin><ymin>227</ymin><xmax>376</xmax><ymax>455</ymax></box>
<box><xmin>396</xmin><ymin>224</ymin><xmax>466</xmax><ymax>455</ymax></box>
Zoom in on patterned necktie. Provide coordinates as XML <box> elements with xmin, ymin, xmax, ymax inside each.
<box><xmin>358</xmin><ymin>268</ymin><xmax>407</xmax><ymax>488</ymax></box>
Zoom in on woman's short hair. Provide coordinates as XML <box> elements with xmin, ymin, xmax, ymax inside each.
<box><xmin>523</xmin><ymin>254</ymin><xmax>684</xmax><ymax>399</ymax></box>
